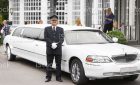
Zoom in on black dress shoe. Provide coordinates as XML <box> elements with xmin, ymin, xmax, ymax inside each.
<box><xmin>56</xmin><ymin>79</ymin><xmax>63</xmax><ymax>82</ymax></box>
<box><xmin>45</xmin><ymin>79</ymin><xmax>51</xmax><ymax>82</ymax></box>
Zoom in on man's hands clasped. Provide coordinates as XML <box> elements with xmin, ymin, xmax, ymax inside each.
<box><xmin>51</xmin><ymin>43</ymin><xmax>58</xmax><ymax>49</ymax></box>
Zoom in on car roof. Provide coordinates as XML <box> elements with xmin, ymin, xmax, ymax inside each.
<box><xmin>18</xmin><ymin>24</ymin><xmax>99</xmax><ymax>31</ymax></box>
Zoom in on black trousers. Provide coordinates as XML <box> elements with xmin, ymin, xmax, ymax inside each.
<box><xmin>103</xmin><ymin>23</ymin><xmax>113</xmax><ymax>33</ymax></box>
<box><xmin>46</xmin><ymin>54</ymin><xmax>62</xmax><ymax>79</ymax></box>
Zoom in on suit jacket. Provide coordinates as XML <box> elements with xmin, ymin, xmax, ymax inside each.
<box><xmin>44</xmin><ymin>26</ymin><xmax>64</xmax><ymax>55</ymax></box>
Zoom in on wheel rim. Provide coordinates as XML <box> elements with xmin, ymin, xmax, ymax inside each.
<box><xmin>7</xmin><ymin>47</ymin><xmax>11</xmax><ymax>60</ymax></box>
<box><xmin>71</xmin><ymin>62</ymin><xmax>80</xmax><ymax>82</ymax></box>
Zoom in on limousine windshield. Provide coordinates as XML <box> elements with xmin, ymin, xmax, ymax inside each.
<box><xmin>65</xmin><ymin>30</ymin><xmax>113</xmax><ymax>44</ymax></box>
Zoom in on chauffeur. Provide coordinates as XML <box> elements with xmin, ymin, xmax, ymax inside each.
<box><xmin>44</xmin><ymin>15</ymin><xmax>64</xmax><ymax>82</ymax></box>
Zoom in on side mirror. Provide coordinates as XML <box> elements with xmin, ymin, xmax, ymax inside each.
<box><xmin>112</xmin><ymin>37</ymin><xmax>118</xmax><ymax>43</ymax></box>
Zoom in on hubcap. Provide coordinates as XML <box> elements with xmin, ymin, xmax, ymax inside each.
<box><xmin>71</xmin><ymin>63</ymin><xmax>80</xmax><ymax>82</ymax></box>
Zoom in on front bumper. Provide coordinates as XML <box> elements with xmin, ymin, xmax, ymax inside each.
<box><xmin>84</xmin><ymin>61</ymin><xmax>140</xmax><ymax>79</ymax></box>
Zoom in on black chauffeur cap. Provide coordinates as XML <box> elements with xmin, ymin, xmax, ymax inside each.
<box><xmin>50</xmin><ymin>15</ymin><xmax>58</xmax><ymax>19</ymax></box>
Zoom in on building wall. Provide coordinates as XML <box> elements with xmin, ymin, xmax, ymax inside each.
<box><xmin>40</xmin><ymin>0</ymin><xmax>48</xmax><ymax>24</ymax></box>
<box><xmin>9</xmin><ymin>0</ymin><xmax>13</xmax><ymax>21</ymax></box>
<box><xmin>67</xmin><ymin>0</ymin><xmax>85</xmax><ymax>26</ymax></box>
<box><xmin>9</xmin><ymin>0</ymin><xmax>21</xmax><ymax>25</ymax></box>
<box><xmin>114</xmin><ymin>0</ymin><xmax>139</xmax><ymax>44</ymax></box>
<box><xmin>129</xmin><ymin>0</ymin><xmax>136</xmax><ymax>40</ymax></box>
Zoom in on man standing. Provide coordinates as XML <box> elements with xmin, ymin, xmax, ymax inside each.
<box><xmin>0</xmin><ymin>20</ymin><xmax>10</xmax><ymax>38</ymax></box>
<box><xmin>44</xmin><ymin>15</ymin><xmax>64</xmax><ymax>82</ymax></box>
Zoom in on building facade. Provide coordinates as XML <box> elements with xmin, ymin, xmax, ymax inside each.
<box><xmin>9</xmin><ymin>0</ymin><xmax>86</xmax><ymax>26</ymax></box>
<box><xmin>92</xmin><ymin>0</ymin><xmax>115</xmax><ymax>28</ymax></box>
<box><xmin>9</xmin><ymin>0</ymin><xmax>114</xmax><ymax>27</ymax></box>
<box><xmin>9</xmin><ymin>0</ymin><xmax>140</xmax><ymax>45</ymax></box>
<box><xmin>9</xmin><ymin>0</ymin><xmax>47</xmax><ymax>25</ymax></box>
<box><xmin>115</xmin><ymin>0</ymin><xmax>140</xmax><ymax>44</ymax></box>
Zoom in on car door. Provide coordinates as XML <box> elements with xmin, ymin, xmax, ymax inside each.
<box><xmin>34</xmin><ymin>29</ymin><xmax>47</xmax><ymax>66</ymax></box>
<box><xmin>11</xmin><ymin>27</ymin><xmax>25</xmax><ymax>55</ymax></box>
<box><xmin>18</xmin><ymin>27</ymin><xmax>42</xmax><ymax>61</ymax></box>
<box><xmin>61</xmin><ymin>40</ymin><xmax>68</xmax><ymax>72</ymax></box>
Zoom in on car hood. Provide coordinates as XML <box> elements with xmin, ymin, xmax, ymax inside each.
<box><xmin>69</xmin><ymin>43</ymin><xmax>140</xmax><ymax>57</ymax></box>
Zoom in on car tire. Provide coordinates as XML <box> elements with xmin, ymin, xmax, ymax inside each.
<box><xmin>123</xmin><ymin>74</ymin><xmax>139</xmax><ymax>81</ymax></box>
<box><xmin>6</xmin><ymin>46</ymin><xmax>16</xmax><ymax>61</ymax></box>
<box><xmin>70</xmin><ymin>59</ymin><xmax>88</xmax><ymax>85</ymax></box>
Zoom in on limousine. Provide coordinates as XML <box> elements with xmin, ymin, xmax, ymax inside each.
<box><xmin>3</xmin><ymin>24</ymin><xmax>140</xmax><ymax>84</ymax></box>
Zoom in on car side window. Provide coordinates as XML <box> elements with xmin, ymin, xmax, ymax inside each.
<box><xmin>38</xmin><ymin>30</ymin><xmax>45</xmax><ymax>41</ymax></box>
<box><xmin>12</xmin><ymin>27</ymin><xmax>24</xmax><ymax>37</ymax></box>
<box><xmin>22</xmin><ymin>27</ymin><xmax>42</xmax><ymax>40</ymax></box>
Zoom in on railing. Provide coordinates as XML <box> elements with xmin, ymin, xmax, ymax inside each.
<box><xmin>121</xmin><ymin>25</ymin><xmax>137</xmax><ymax>41</ymax></box>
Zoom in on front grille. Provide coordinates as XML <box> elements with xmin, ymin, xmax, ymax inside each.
<box><xmin>112</xmin><ymin>54</ymin><xmax>137</xmax><ymax>63</ymax></box>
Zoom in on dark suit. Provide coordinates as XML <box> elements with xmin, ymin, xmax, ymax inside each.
<box><xmin>44</xmin><ymin>26</ymin><xmax>64</xmax><ymax>79</ymax></box>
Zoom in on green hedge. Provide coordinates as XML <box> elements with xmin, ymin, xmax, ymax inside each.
<box><xmin>0</xmin><ymin>34</ymin><xmax>3</xmax><ymax>45</ymax></box>
<box><xmin>107</xmin><ymin>30</ymin><xmax>128</xmax><ymax>44</ymax></box>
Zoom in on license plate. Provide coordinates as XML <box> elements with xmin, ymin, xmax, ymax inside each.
<box><xmin>120</xmin><ymin>67</ymin><xmax>137</xmax><ymax>72</ymax></box>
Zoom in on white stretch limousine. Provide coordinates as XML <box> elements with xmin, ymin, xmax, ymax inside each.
<box><xmin>3</xmin><ymin>24</ymin><xmax>140</xmax><ymax>84</ymax></box>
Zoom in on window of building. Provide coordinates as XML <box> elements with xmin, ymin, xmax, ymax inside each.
<box><xmin>47</xmin><ymin>0</ymin><xmax>67</xmax><ymax>24</ymax></box>
<box><xmin>12</xmin><ymin>0</ymin><xmax>20</xmax><ymax>25</ymax></box>
<box><xmin>24</xmin><ymin>0</ymin><xmax>41</xmax><ymax>24</ymax></box>
<box><xmin>72</xmin><ymin>0</ymin><xmax>81</xmax><ymax>25</ymax></box>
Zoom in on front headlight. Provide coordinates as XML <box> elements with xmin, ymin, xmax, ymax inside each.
<box><xmin>86</xmin><ymin>55</ymin><xmax>112</xmax><ymax>63</ymax></box>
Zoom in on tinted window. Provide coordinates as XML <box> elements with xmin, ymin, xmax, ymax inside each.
<box><xmin>22</xmin><ymin>27</ymin><xmax>42</xmax><ymax>39</ymax></box>
<box><xmin>12</xmin><ymin>27</ymin><xmax>24</xmax><ymax>37</ymax></box>
<box><xmin>65</xmin><ymin>30</ymin><xmax>113</xmax><ymax>44</ymax></box>
<box><xmin>38</xmin><ymin>30</ymin><xmax>45</xmax><ymax>41</ymax></box>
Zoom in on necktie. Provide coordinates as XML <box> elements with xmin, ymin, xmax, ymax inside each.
<box><xmin>52</xmin><ymin>27</ymin><xmax>55</xmax><ymax>32</ymax></box>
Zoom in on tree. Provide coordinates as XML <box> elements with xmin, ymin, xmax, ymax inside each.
<box><xmin>0</xmin><ymin>15</ymin><xmax>3</xmax><ymax>24</ymax></box>
<box><xmin>0</xmin><ymin>0</ymin><xmax>9</xmax><ymax>21</ymax></box>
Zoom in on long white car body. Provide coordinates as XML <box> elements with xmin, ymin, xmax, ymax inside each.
<box><xmin>3</xmin><ymin>24</ymin><xmax>140</xmax><ymax>84</ymax></box>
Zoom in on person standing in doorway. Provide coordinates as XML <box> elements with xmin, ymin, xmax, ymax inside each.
<box><xmin>44</xmin><ymin>15</ymin><xmax>64</xmax><ymax>82</ymax></box>
<box><xmin>103</xmin><ymin>8</ymin><xmax>115</xmax><ymax>33</ymax></box>
<box><xmin>75</xmin><ymin>17</ymin><xmax>82</xmax><ymax>26</ymax></box>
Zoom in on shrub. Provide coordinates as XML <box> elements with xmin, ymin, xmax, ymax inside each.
<box><xmin>0</xmin><ymin>34</ymin><xmax>3</xmax><ymax>45</ymax></box>
<box><xmin>107</xmin><ymin>29</ymin><xmax>128</xmax><ymax>44</ymax></box>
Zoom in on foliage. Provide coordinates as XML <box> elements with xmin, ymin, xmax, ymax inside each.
<box><xmin>107</xmin><ymin>29</ymin><xmax>128</xmax><ymax>44</ymax></box>
<box><xmin>0</xmin><ymin>34</ymin><xmax>3</xmax><ymax>45</ymax></box>
<box><xmin>0</xmin><ymin>0</ymin><xmax>9</xmax><ymax>20</ymax></box>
